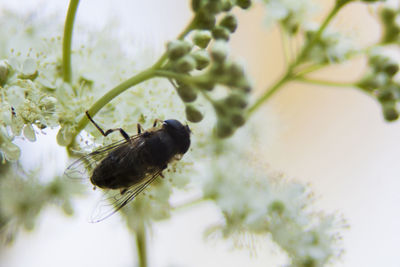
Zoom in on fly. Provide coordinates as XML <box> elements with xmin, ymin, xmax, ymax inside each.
<box><xmin>65</xmin><ymin>111</ymin><xmax>191</xmax><ymax>222</ymax></box>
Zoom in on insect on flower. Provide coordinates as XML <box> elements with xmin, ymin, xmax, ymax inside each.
<box><xmin>65</xmin><ymin>111</ymin><xmax>191</xmax><ymax>222</ymax></box>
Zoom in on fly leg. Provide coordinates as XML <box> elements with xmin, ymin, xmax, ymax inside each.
<box><xmin>159</xmin><ymin>165</ymin><xmax>168</xmax><ymax>179</ymax></box>
<box><xmin>85</xmin><ymin>111</ymin><xmax>130</xmax><ymax>141</ymax></box>
<box><xmin>153</xmin><ymin>119</ymin><xmax>164</xmax><ymax>127</ymax></box>
<box><xmin>137</xmin><ymin>123</ymin><xmax>144</xmax><ymax>134</ymax></box>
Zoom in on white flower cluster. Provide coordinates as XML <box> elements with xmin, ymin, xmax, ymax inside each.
<box><xmin>197</xmin><ymin>125</ymin><xmax>345</xmax><ymax>266</ymax></box>
<box><xmin>0</xmin><ymin>8</ymin><xmax>345</xmax><ymax>267</ymax></box>
<box><xmin>261</xmin><ymin>0</ymin><xmax>316</xmax><ymax>33</ymax></box>
<box><xmin>0</xmin><ymin>164</ymin><xmax>83</xmax><ymax>243</ymax></box>
<box><xmin>304</xmin><ymin>26</ymin><xmax>356</xmax><ymax>64</ymax></box>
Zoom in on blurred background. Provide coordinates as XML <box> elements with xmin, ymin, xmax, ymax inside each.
<box><xmin>1</xmin><ymin>0</ymin><xmax>400</xmax><ymax>266</ymax></box>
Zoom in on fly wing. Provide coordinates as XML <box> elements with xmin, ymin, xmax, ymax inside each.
<box><xmin>64</xmin><ymin>135</ymin><xmax>141</xmax><ymax>182</ymax></box>
<box><xmin>89</xmin><ymin>169</ymin><xmax>163</xmax><ymax>223</ymax></box>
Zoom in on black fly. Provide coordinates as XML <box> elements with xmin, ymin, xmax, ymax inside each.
<box><xmin>65</xmin><ymin>111</ymin><xmax>191</xmax><ymax>222</ymax></box>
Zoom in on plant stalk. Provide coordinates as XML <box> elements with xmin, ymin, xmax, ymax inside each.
<box><xmin>62</xmin><ymin>0</ymin><xmax>80</xmax><ymax>84</ymax></box>
<box><xmin>135</xmin><ymin>223</ymin><xmax>147</xmax><ymax>267</ymax></box>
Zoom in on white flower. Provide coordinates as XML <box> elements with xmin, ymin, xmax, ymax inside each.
<box><xmin>262</xmin><ymin>0</ymin><xmax>317</xmax><ymax>33</ymax></box>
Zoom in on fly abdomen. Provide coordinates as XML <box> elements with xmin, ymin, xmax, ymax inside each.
<box><xmin>91</xmin><ymin>144</ymin><xmax>147</xmax><ymax>189</ymax></box>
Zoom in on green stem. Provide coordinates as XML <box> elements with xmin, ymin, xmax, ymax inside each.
<box><xmin>135</xmin><ymin>223</ymin><xmax>147</xmax><ymax>267</ymax></box>
<box><xmin>62</xmin><ymin>0</ymin><xmax>80</xmax><ymax>84</ymax></box>
<box><xmin>295</xmin><ymin>77</ymin><xmax>356</xmax><ymax>88</ymax></box>
<box><xmin>293</xmin><ymin>2</ymin><xmax>345</xmax><ymax>67</ymax></box>
<box><xmin>172</xmin><ymin>196</ymin><xmax>206</xmax><ymax>211</ymax></box>
<box><xmin>247</xmin><ymin>1</ymin><xmax>348</xmax><ymax>116</ymax></box>
<box><xmin>72</xmin><ymin>68</ymin><xmax>156</xmax><ymax>141</ymax></box>
<box><xmin>247</xmin><ymin>71</ymin><xmax>292</xmax><ymax>116</ymax></box>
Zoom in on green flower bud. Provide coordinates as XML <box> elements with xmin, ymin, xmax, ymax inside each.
<box><xmin>192</xmin><ymin>50</ymin><xmax>211</xmax><ymax>70</ymax></box>
<box><xmin>236</xmin><ymin>0</ymin><xmax>251</xmax><ymax>9</ymax></box>
<box><xmin>0</xmin><ymin>61</ymin><xmax>9</xmax><ymax>85</ymax></box>
<box><xmin>204</xmin><ymin>1</ymin><xmax>223</xmax><ymax>14</ymax></box>
<box><xmin>167</xmin><ymin>40</ymin><xmax>192</xmax><ymax>60</ymax></box>
<box><xmin>191</xmin><ymin>0</ymin><xmax>203</xmax><ymax>12</ymax></box>
<box><xmin>173</xmin><ymin>55</ymin><xmax>196</xmax><ymax>73</ymax></box>
<box><xmin>219</xmin><ymin>14</ymin><xmax>238</xmax><ymax>33</ymax></box>
<box><xmin>383</xmin><ymin>104</ymin><xmax>399</xmax><ymax>121</ymax></box>
<box><xmin>377</xmin><ymin>89</ymin><xmax>395</xmax><ymax>102</ymax></box>
<box><xmin>231</xmin><ymin>111</ymin><xmax>246</xmax><ymax>127</ymax></box>
<box><xmin>196</xmin><ymin>79</ymin><xmax>214</xmax><ymax>91</ymax></box>
<box><xmin>380</xmin><ymin>7</ymin><xmax>397</xmax><ymax>25</ymax></box>
<box><xmin>211</xmin><ymin>41</ymin><xmax>228</xmax><ymax>63</ymax></box>
<box><xmin>213</xmin><ymin>100</ymin><xmax>228</xmax><ymax>116</ymax></box>
<box><xmin>185</xmin><ymin>104</ymin><xmax>204</xmax><ymax>122</ymax></box>
<box><xmin>384</xmin><ymin>62</ymin><xmax>399</xmax><ymax>77</ymax></box>
<box><xmin>357</xmin><ymin>75</ymin><xmax>378</xmax><ymax>91</ymax></box>
<box><xmin>176</xmin><ymin>83</ymin><xmax>198</xmax><ymax>102</ymax></box>
<box><xmin>192</xmin><ymin>30</ymin><xmax>212</xmax><ymax>49</ymax></box>
<box><xmin>221</xmin><ymin>0</ymin><xmax>233</xmax><ymax>11</ymax></box>
<box><xmin>382</xmin><ymin>25</ymin><xmax>400</xmax><ymax>44</ymax></box>
<box><xmin>225</xmin><ymin>92</ymin><xmax>248</xmax><ymax>108</ymax></box>
<box><xmin>212</xmin><ymin>26</ymin><xmax>230</xmax><ymax>41</ymax></box>
<box><xmin>194</xmin><ymin>10</ymin><xmax>216</xmax><ymax>30</ymax></box>
<box><xmin>215</xmin><ymin>118</ymin><xmax>234</xmax><ymax>138</ymax></box>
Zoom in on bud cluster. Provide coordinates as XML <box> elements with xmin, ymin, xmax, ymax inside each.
<box><xmin>357</xmin><ymin>53</ymin><xmax>400</xmax><ymax>121</ymax></box>
<box><xmin>192</xmin><ymin>0</ymin><xmax>251</xmax><ymax>35</ymax></box>
<box><xmin>379</xmin><ymin>6</ymin><xmax>400</xmax><ymax>44</ymax></box>
<box><xmin>160</xmin><ymin>0</ymin><xmax>252</xmax><ymax>138</ymax></box>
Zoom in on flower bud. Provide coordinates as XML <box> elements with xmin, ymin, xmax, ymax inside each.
<box><xmin>221</xmin><ymin>0</ymin><xmax>233</xmax><ymax>11</ymax></box>
<box><xmin>225</xmin><ymin>92</ymin><xmax>248</xmax><ymax>108</ymax></box>
<box><xmin>215</xmin><ymin>118</ymin><xmax>234</xmax><ymax>138</ymax></box>
<box><xmin>383</xmin><ymin>105</ymin><xmax>399</xmax><ymax>121</ymax></box>
<box><xmin>185</xmin><ymin>104</ymin><xmax>204</xmax><ymax>122</ymax></box>
<box><xmin>384</xmin><ymin>62</ymin><xmax>399</xmax><ymax>77</ymax></box>
<box><xmin>377</xmin><ymin>89</ymin><xmax>395</xmax><ymax>103</ymax></box>
<box><xmin>236</xmin><ymin>0</ymin><xmax>251</xmax><ymax>9</ymax></box>
<box><xmin>231</xmin><ymin>112</ymin><xmax>246</xmax><ymax>127</ymax></box>
<box><xmin>192</xmin><ymin>30</ymin><xmax>212</xmax><ymax>48</ymax></box>
<box><xmin>192</xmin><ymin>50</ymin><xmax>211</xmax><ymax>70</ymax></box>
<box><xmin>380</xmin><ymin>7</ymin><xmax>396</xmax><ymax>25</ymax></box>
<box><xmin>211</xmin><ymin>41</ymin><xmax>228</xmax><ymax>63</ymax></box>
<box><xmin>219</xmin><ymin>14</ymin><xmax>237</xmax><ymax>33</ymax></box>
<box><xmin>167</xmin><ymin>40</ymin><xmax>192</xmax><ymax>60</ymax></box>
<box><xmin>212</xmin><ymin>26</ymin><xmax>230</xmax><ymax>41</ymax></box>
<box><xmin>191</xmin><ymin>0</ymin><xmax>203</xmax><ymax>12</ymax></box>
<box><xmin>194</xmin><ymin>10</ymin><xmax>216</xmax><ymax>30</ymax></box>
<box><xmin>176</xmin><ymin>83</ymin><xmax>198</xmax><ymax>102</ymax></box>
<box><xmin>0</xmin><ymin>60</ymin><xmax>9</xmax><ymax>85</ymax></box>
<box><xmin>196</xmin><ymin>79</ymin><xmax>214</xmax><ymax>91</ymax></box>
<box><xmin>204</xmin><ymin>1</ymin><xmax>223</xmax><ymax>14</ymax></box>
<box><xmin>173</xmin><ymin>55</ymin><xmax>196</xmax><ymax>73</ymax></box>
